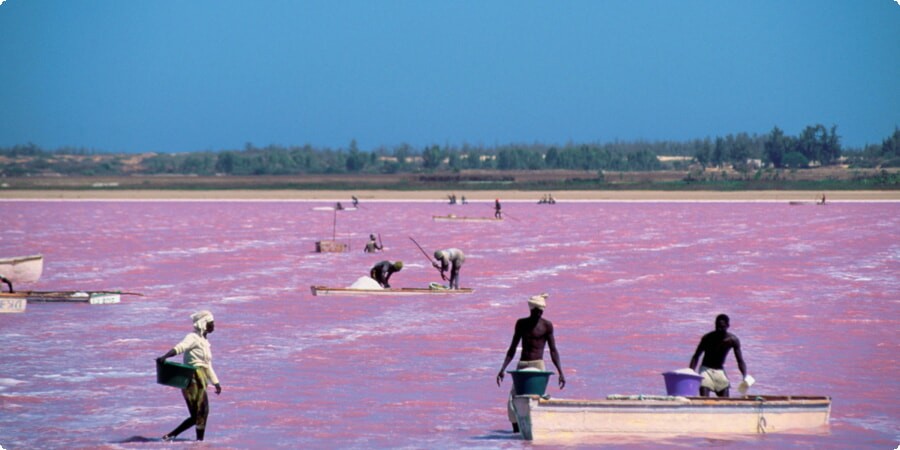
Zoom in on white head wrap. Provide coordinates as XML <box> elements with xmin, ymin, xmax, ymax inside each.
<box><xmin>191</xmin><ymin>310</ymin><xmax>214</xmax><ymax>332</ymax></box>
<box><xmin>528</xmin><ymin>293</ymin><xmax>548</xmax><ymax>310</ymax></box>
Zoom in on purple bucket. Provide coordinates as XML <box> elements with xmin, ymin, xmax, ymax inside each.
<box><xmin>662</xmin><ymin>371</ymin><xmax>703</xmax><ymax>396</ymax></box>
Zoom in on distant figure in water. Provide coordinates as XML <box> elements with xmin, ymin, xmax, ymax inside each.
<box><xmin>689</xmin><ymin>314</ymin><xmax>748</xmax><ymax>397</ymax></box>
<box><xmin>0</xmin><ymin>274</ymin><xmax>13</xmax><ymax>293</ymax></box>
<box><xmin>461</xmin><ymin>195</ymin><xmax>467</xmax><ymax>205</ymax></box>
<box><xmin>336</xmin><ymin>202</ymin><xmax>344</xmax><ymax>210</ymax></box>
<box><xmin>370</xmin><ymin>260</ymin><xmax>403</xmax><ymax>288</ymax></box>
<box><xmin>433</xmin><ymin>248</ymin><xmax>465</xmax><ymax>289</ymax></box>
<box><xmin>496</xmin><ymin>293</ymin><xmax>566</xmax><ymax>433</ymax></box>
<box><xmin>819</xmin><ymin>193</ymin><xmax>826</xmax><ymax>204</ymax></box>
<box><xmin>352</xmin><ymin>196</ymin><xmax>359</xmax><ymax>207</ymax></box>
<box><xmin>494</xmin><ymin>198</ymin><xmax>502</xmax><ymax>219</ymax></box>
<box><xmin>364</xmin><ymin>234</ymin><xmax>382</xmax><ymax>253</ymax></box>
<box><xmin>157</xmin><ymin>310</ymin><xmax>222</xmax><ymax>442</ymax></box>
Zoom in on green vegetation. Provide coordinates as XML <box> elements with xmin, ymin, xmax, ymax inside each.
<box><xmin>2</xmin><ymin>125</ymin><xmax>899</xmax><ymax>191</ymax></box>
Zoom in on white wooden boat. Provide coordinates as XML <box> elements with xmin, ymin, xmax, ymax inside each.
<box><xmin>310</xmin><ymin>285</ymin><xmax>474</xmax><ymax>296</ymax></box>
<box><xmin>0</xmin><ymin>296</ymin><xmax>27</xmax><ymax>313</ymax></box>
<box><xmin>512</xmin><ymin>394</ymin><xmax>831</xmax><ymax>442</ymax></box>
<box><xmin>432</xmin><ymin>215</ymin><xmax>502</xmax><ymax>222</ymax></box>
<box><xmin>0</xmin><ymin>290</ymin><xmax>140</xmax><ymax>305</ymax></box>
<box><xmin>0</xmin><ymin>254</ymin><xmax>44</xmax><ymax>283</ymax></box>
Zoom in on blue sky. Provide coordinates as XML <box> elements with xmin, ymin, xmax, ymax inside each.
<box><xmin>1</xmin><ymin>1</ymin><xmax>898</xmax><ymax>153</ymax></box>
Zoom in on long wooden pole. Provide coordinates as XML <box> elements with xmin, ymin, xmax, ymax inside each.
<box><xmin>409</xmin><ymin>237</ymin><xmax>447</xmax><ymax>280</ymax></box>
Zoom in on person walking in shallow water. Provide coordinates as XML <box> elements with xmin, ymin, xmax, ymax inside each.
<box><xmin>157</xmin><ymin>310</ymin><xmax>222</xmax><ymax>441</ymax></box>
<box><xmin>494</xmin><ymin>198</ymin><xmax>502</xmax><ymax>219</ymax></box>
<box><xmin>496</xmin><ymin>293</ymin><xmax>565</xmax><ymax>433</ymax></box>
<box><xmin>689</xmin><ymin>313</ymin><xmax>748</xmax><ymax>397</ymax></box>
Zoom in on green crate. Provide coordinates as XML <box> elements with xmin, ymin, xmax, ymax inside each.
<box><xmin>156</xmin><ymin>360</ymin><xmax>196</xmax><ymax>389</ymax></box>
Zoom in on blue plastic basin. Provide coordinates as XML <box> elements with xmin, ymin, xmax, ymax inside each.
<box><xmin>507</xmin><ymin>370</ymin><xmax>554</xmax><ymax>395</ymax></box>
<box><xmin>662</xmin><ymin>371</ymin><xmax>703</xmax><ymax>396</ymax></box>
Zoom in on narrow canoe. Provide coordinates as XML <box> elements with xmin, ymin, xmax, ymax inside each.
<box><xmin>512</xmin><ymin>394</ymin><xmax>831</xmax><ymax>441</ymax></box>
<box><xmin>0</xmin><ymin>290</ymin><xmax>140</xmax><ymax>305</ymax></box>
<box><xmin>0</xmin><ymin>254</ymin><xmax>44</xmax><ymax>284</ymax></box>
<box><xmin>432</xmin><ymin>215</ymin><xmax>502</xmax><ymax>222</ymax></box>
<box><xmin>310</xmin><ymin>286</ymin><xmax>474</xmax><ymax>296</ymax></box>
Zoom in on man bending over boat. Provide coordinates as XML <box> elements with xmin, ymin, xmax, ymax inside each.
<box><xmin>689</xmin><ymin>314</ymin><xmax>748</xmax><ymax>397</ymax></box>
<box><xmin>433</xmin><ymin>248</ymin><xmax>465</xmax><ymax>289</ymax></box>
<box><xmin>496</xmin><ymin>293</ymin><xmax>566</xmax><ymax>433</ymax></box>
<box><xmin>370</xmin><ymin>260</ymin><xmax>403</xmax><ymax>288</ymax></box>
<box><xmin>0</xmin><ymin>274</ymin><xmax>13</xmax><ymax>293</ymax></box>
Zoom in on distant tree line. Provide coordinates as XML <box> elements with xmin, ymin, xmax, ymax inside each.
<box><xmin>2</xmin><ymin>125</ymin><xmax>898</xmax><ymax>177</ymax></box>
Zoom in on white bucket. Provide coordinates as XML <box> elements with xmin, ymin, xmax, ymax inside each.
<box><xmin>738</xmin><ymin>375</ymin><xmax>756</xmax><ymax>394</ymax></box>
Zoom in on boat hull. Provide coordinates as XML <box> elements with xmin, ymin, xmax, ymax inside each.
<box><xmin>0</xmin><ymin>296</ymin><xmax>27</xmax><ymax>313</ymax></box>
<box><xmin>513</xmin><ymin>395</ymin><xmax>831</xmax><ymax>441</ymax></box>
<box><xmin>0</xmin><ymin>291</ymin><xmax>122</xmax><ymax>305</ymax></box>
<box><xmin>432</xmin><ymin>215</ymin><xmax>502</xmax><ymax>222</ymax></box>
<box><xmin>0</xmin><ymin>254</ymin><xmax>44</xmax><ymax>284</ymax></box>
<box><xmin>310</xmin><ymin>286</ymin><xmax>474</xmax><ymax>296</ymax></box>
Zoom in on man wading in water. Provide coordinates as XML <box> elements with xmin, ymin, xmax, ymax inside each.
<box><xmin>496</xmin><ymin>293</ymin><xmax>566</xmax><ymax>433</ymax></box>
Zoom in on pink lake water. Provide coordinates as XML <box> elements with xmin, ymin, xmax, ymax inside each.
<box><xmin>0</xmin><ymin>200</ymin><xmax>897</xmax><ymax>449</ymax></box>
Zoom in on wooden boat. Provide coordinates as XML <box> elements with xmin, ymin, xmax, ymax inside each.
<box><xmin>0</xmin><ymin>254</ymin><xmax>44</xmax><ymax>283</ymax></box>
<box><xmin>0</xmin><ymin>296</ymin><xmax>27</xmax><ymax>313</ymax></box>
<box><xmin>310</xmin><ymin>285</ymin><xmax>474</xmax><ymax>296</ymax></box>
<box><xmin>432</xmin><ymin>215</ymin><xmax>502</xmax><ymax>222</ymax></box>
<box><xmin>315</xmin><ymin>240</ymin><xmax>348</xmax><ymax>252</ymax></box>
<box><xmin>0</xmin><ymin>290</ymin><xmax>141</xmax><ymax>305</ymax></box>
<box><xmin>512</xmin><ymin>394</ymin><xmax>831</xmax><ymax>441</ymax></box>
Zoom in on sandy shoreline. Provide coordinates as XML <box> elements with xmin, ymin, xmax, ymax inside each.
<box><xmin>1</xmin><ymin>189</ymin><xmax>898</xmax><ymax>201</ymax></box>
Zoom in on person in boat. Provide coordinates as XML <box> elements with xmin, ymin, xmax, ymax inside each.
<box><xmin>494</xmin><ymin>198</ymin><xmax>502</xmax><ymax>219</ymax></box>
<box><xmin>364</xmin><ymin>234</ymin><xmax>382</xmax><ymax>253</ymax></box>
<box><xmin>352</xmin><ymin>196</ymin><xmax>359</xmax><ymax>207</ymax></box>
<box><xmin>689</xmin><ymin>313</ymin><xmax>748</xmax><ymax>397</ymax></box>
<box><xmin>496</xmin><ymin>293</ymin><xmax>566</xmax><ymax>433</ymax></box>
<box><xmin>0</xmin><ymin>274</ymin><xmax>13</xmax><ymax>293</ymax></box>
<box><xmin>370</xmin><ymin>260</ymin><xmax>403</xmax><ymax>288</ymax></box>
<box><xmin>432</xmin><ymin>248</ymin><xmax>465</xmax><ymax>289</ymax></box>
<box><xmin>157</xmin><ymin>310</ymin><xmax>222</xmax><ymax>442</ymax></box>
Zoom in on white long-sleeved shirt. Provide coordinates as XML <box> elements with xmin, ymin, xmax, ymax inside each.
<box><xmin>173</xmin><ymin>331</ymin><xmax>220</xmax><ymax>385</ymax></box>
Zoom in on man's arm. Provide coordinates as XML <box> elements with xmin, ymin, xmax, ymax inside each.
<box><xmin>0</xmin><ymin>275</ymin><xmax>12</xmax><ymax>293</ymax></box>
<box><xmin>546</xmin><ymin>323</ymin><xmax>565</xmax><ymax>389</ymax></box>
<box><xmin>732</xmin><ymin>336</ymin><xmax>747</xmax><ymax>378</ymax></box>
<box><xmin>689</xmin><ymin>339</ymin><xmax>704</xmax><ymax>371</ymax></box>
<box><xmin>496</xmin><ymin>326</ymin><xmax>522</xmax><ymax>387</ymax></box>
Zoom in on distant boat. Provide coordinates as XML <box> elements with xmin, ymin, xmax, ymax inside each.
<box><xmin>312</xmin><ymin>207</ymin><xmax>357</xmax><ymax>211</ymax></box>
<box><xmin>512</xmin><ymin>394</ymin><xmax>831</xmax><ymax>441</ymax></box>
<box><xmin>0</xmin><ymin>254</ymin><xmax>44</xmax><ymax>284</ymax></box>
<box><xmin>432</xmin><ymin>215</ymin><xmax>502</xmax><ymax>222</ymax></box>
<box><xmin>0</xmin><ymin>290</ymin><xmax>140</xmax><ymax>305</ymax></box>
<box><xmin>310</xmin><ymin>285</ymin><xmax>475</xmax><ymax>296</ymax></box>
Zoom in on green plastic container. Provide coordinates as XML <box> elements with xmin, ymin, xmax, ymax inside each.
<box><xmin>156</xmin><ymin>360</ymin><xmax>196</xmax><ymax>389</ymax></box>
<box><xmin>507</xmin><ymin>370</ymin><xmax>554</xmax><ymax>395</ymax></box>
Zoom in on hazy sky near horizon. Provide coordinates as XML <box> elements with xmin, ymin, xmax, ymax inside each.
<box><xmin>1</xmin><ymin>1</ymin><xmax>898</xmax><ymax>153</ymax></box>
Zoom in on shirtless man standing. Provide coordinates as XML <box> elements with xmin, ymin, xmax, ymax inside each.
<box><xmin>496</xmin><ymin>293</ymin><xmax>566</xmax><ymax>432</ymax></box>
<box><xmin>689</xmin><ymin>314</ymin><xmax>748</xmax><ymax>397</ymax></box>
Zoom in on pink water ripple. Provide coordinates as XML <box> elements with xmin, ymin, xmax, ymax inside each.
<box><xmin>0</xmin><ymin>200</ymin><xmax>898</xmax><ymax>449</ymax></box>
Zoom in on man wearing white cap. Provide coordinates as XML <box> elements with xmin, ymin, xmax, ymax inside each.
<box><xmin>689</xmin><ymin>314</ymin><xmax>748</xmax><ymax>397</ymax></box>
<box><xmin>496</xmin><ymin>293</ymin><xmax>566</xmax><ymax>433</ymax></box>
<box><xmin>157</xmin><ymin>310</ymin><xmax>222</xmax><ymax>441</ymax></box>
